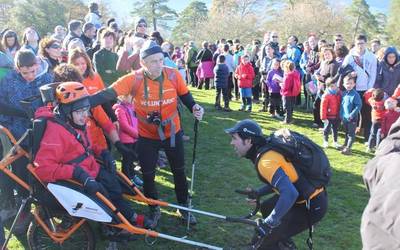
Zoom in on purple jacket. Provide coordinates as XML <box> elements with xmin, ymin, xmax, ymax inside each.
<box><xmin>266</xmin><ymin>69</ymin><xmax>283</xmax><ymax>93</ymax></box>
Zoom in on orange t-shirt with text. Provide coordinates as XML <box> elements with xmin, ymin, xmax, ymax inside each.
<box><xmin>111</xmin><ymin>67</ymin><xmax>189</xmax><ymax>140</ymax></box>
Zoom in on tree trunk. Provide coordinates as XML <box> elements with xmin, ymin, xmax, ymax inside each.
<box><xmin>152</xmin><ymin>2</ymin><xmax>157</xmax><ymax>31</ymax></box>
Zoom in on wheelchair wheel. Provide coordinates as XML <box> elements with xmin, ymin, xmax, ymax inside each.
<box><xmin>27</xmin><ymin>213</ymin><xmax>95</xmax><ymax>250</ymax></box>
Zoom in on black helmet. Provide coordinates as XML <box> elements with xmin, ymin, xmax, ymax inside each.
<box><xmin>224</xmin><ymin>119</ymin><xmax>263</xmax><ymax>138</ymax></box>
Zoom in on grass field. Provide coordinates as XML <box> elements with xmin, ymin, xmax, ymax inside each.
<box><xmin>5</xmin><ymin>87</ymin><xmax>371</xmax><ymax>250</ymax></box>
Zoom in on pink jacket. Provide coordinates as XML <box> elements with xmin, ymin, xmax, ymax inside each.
<box><xmin>113</xmin><ymin>101</ymin><xmax>138</xmax><ymax>144</ymax></box>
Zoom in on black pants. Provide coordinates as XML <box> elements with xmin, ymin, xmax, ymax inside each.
<box><xmin>96</xmin><ymin>168</ymin><xmax>135</xmax><ymax>220</ymax></box>
<box><xmin>358</xmin><ymin>91</ymin><xmax>372</xmax><ymax>142</ymax></box>
<box><xmin>282</xmin><ymin>96</ymin><xmax>296</xmax><ymax>123</ymax></box>
<box><xmin>0</xmin><ymin>143</ymin><xmax>15</xmax><ymax>208</ymax></box>
<box><xmin>269</xmin><ymin>93</ymin><xmax>282</xmax><ymax>115</ymax></box>
<box><xmin>313</xmin><ymin>97</ymin><xmax>323</xmax><ymax>126</ymax></box>
<box><xmin>188</xmin><ymin>66</ymin><xmax>198</xmax><ymax>87</ymax></box>
<box><xmin>215</xmin><ymin>87</ymin><xmax>229</xmax><ymax>108</ymax></box>
<box><xmin>258</xmin><ymin>191</ymin><xmax>328</xmax><ymax>250</ymax></box>
<box><xmin>136</xmin><ymin>131</ymin><xmax>188</xmax><ymax>205</ymax></box>
<box><xmin>12</xmin><ymin>156</ymin><xmax>30</xmax><ymax>198</ymax></box>
<box><xmin>233</xmin><ymin>77</ymin><xmax>240</xmax><ymax>99</ymax></box>
<box><xmin>198</xmin><ymin>78</ymin><xmax>210</xmax><ymax>90</ymax></box>
<box><xmin>228</xmin><ymin>72</ymin><xmax>234</xmax><ymax>100</ymax></box>
<box><xmin>121</xmin><ymin>142</ymin><xmax>138</xmax><ymax>179</ymax></box>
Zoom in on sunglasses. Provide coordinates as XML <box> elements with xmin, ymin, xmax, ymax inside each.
<box><xmin>49</xmin><ymin>44</ymin><xmax>61</xmax><ymax>49</ymax></box>
<box><xmin>335</xmin><ymin>39</ymin><xmax>342</xmax><ymax>42</ymax></box>
<box><xmin>272</xmin><ymin>36</ymin><xmax>278</xmax><ymax>38</ymax></box>
<box><xmin>138</xmin><ymin>24</ymin><xmax>147</xmax><ymax>28</ymax></box>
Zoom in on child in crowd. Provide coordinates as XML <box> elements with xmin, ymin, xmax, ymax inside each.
<box><xmin>113</xmin><ymin>94</ymin><xmax>143</xmax><ymax>187</ymax></box>
<box><xmin>266</xmin><ymin>58</ymin><xmax>283</xmax><ymax>118</ymax></box>
<box><xmin>381</xmin><ymin>97</ymin><xmax>400</xmax><ymax>139</ymax></box>
<box><xmin>320</xmin><ymin>81</ymin><xmax>341</xmax><ymax>148</ymax></box>
<box><xmin>176</xmin><ymin>58</ymin><xmax>186</xmax><ymax>82</ymax></box>
<box><xmin>213</xmin><ymin>55</ymin><xmax>231</xmax><ymax>111</ymax></box>
<box><xmin>367</xmin><ymin>88</ymin><xmax>385</xmax><ymax>152</ymax></box>
<box><xmin>340</xmin><ymin>74</ymin><xmax>362</xmax><ymax>155</ymax></box>
<box><xmin>235</xmin><ymin>54</ymin><xmax>255</xmax><ymax>112</ymax></box>
<box><xmin>280</xmin><ymin>60</ymin><xmax>301</xmax><ymax>124</ymax></box>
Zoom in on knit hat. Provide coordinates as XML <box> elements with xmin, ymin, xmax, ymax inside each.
<box><xmin>140</xmin><ymin>40</ymin><xmax>163</xmax><ymax>59</ymax></box>
<box><xmin>136</xmin><ymin>17</ymin><xmax>147</xmax><ymax>29</ymax></box>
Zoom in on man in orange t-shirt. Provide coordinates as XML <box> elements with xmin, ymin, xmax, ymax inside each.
<box><xmin>90</xmin><ymin>40</ymin><xmax>204</xmax><ymax>227</ymax></box>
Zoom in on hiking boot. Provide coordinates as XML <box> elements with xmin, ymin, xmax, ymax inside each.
<box><xmin>177</xmin><ymin>204</ymin><xmax>197</xmax><ymax>225</ymax></box>
<box><xmin>341</xmin><ymin>147</ymin><xmax>352</xmax><ymax>155</ymax></box>
<box><xmin>131</xmin><ymin>175</ymin><xmax>143</xmax><ymax>187</ymax></box>
<box><xmin>223</xmin><ymin>107</ymin><xmax>232</xmax><ymax>112</ymax></box>
<box><xmin>215</xmin><ymin>105</ymin><xmax>222</xmax><ymax>110</ymax></box>
<box><xmin>322</xmin><ymin>140</ymin><xmax>329</xmax><ymax>148</ymax></box>
<box><xmin>278</xmin><ymin>238</ymin><xmax>297</xmax><ymax>250</ymax></box>
<box><xmin>131</xmin><ymin>213</ymin><xmax>154</xmax><ymax>229</ymax></box>
<box><xmin>148</xmin><ymin>206</ymin><xmax>161</xmax><ymax>229</ymax></box>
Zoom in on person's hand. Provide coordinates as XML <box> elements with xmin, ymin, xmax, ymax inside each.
<box><xmin>244</xmin><ymin>187</ymin><xmax>259</xmax><ymax>200</ymax></box>
<box><xmin>73</xmin><ymin>166</ymin><xmax>106</xmax><ymax>195</ymax></box>
<box><xmin>100</xmin><ymin>150</ymin><xmax>117</xmax><ymax>174</ymax></box>
<box><xmin>192</xmin><ymin>104</ymin><xmax>204</xmax><ymax>121</ymax></box>
<box><xmin>255</xmin><ymin>218</ymin><xmax>273</xmax><ymax>237</ymax></box>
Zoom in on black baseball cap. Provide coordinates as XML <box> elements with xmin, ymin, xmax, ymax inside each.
<box><xmin>224</xmin><ymin>119</ymin><xmax>263</xmax><ymax>138</ymax></box>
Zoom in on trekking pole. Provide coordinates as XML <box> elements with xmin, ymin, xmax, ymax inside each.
<box><xmin>187</xmin><ymin>119</ymin><xmax>199</xmax><ymax>232</ymax></box>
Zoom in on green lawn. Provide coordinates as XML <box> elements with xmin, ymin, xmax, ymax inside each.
<box><xmin>5</xmin><ymin>87</ymin><xmax>371</xmax><ymax>249</ymax></box>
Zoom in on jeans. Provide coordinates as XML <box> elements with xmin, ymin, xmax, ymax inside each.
<box><xmin>367</xmin><ymin>122</ymin><xmax>381</xmax><ymax>149</ymax></box>
<box><xmin>282</xmin><ymin>96</ymin><xmax>296</xmax><ymax>123</ymax></box>
<box><xmin>343</xmin><ymin>119</ymin><xmax>357</xmax><ymax>148</ymax></box>
<box><xmin>323</xmin><ymin>118</ymin><xmax>340</xmax><ymax>142</ymax></box>
<box><xmin>136</xmin><ymin>131</ymin><xmax>188</xmax><ymax>205</ymax></box>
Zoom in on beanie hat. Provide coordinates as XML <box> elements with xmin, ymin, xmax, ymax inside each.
<box><xmin>136</xmin><ymin>17</ymin><xmax>147</xmax><ymax>29</ymax></box>
<box><xmin>140</xmin><ymin>40</ymin><xmax>163</xmax><ymax>59</ymax></box>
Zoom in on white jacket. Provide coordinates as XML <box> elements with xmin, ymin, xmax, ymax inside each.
<box><xmin>342</xmin><ymin>48</ymin><xmax>377</xmax><ymax>91</ymax></box>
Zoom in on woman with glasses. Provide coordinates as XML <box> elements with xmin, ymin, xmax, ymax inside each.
<box><xmin>38</xmin><ymin>37</ymin><xmax>62</xmax><ymax>72</ymax></box>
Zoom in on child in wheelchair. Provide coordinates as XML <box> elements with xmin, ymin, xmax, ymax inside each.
<box><xmin>33</xmin><ymin>82</ymin><xmax>153</xmax><ymax>230</ymax></box>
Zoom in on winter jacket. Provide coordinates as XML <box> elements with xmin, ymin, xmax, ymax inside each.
<box><xmin>368</xmin><ymin>98</ymin><xmax>385</xmax><ymax>122</ymax></box>
<box><xmin>340</xmin><ymin>89</ymin><xmax>362</xmax><ymax>122</ymax></box>
<box><xmin>196</xmin><ymin>48</ymin><xmax>213</xmax><ymax>62</ymax></box>
<box><xmin>381</xmin><ymin>110</ymin><xmax>400</xmax><ymax>138</ymax></box>
<box><xmin>185</xmin><ymin>46</ymin><xmax>198</xmax><ymax>68</ymax></box>
<box><xmin>62</xmin><ymin>32</ymin><xmax>81</xmax><ymax>50</ymax></box>
<box><xmin>82</xmin><ymin>73</ymin><xmax>115</xmax><ymax>154</ymax></box>
<box><xmin>342</xmin><ymin>48</ymin><xmax>377</xmax><ymax>91</ymax></box>
<box><xmin>361</xmin><ymin>118</ymin><xmax>400</xmax><ymax>249</ymax></box>
<box><xmin>223</xmin><ymin>52</ymin><xmax>235</xmax><ymax>73</ymax></box>
<box><xmin>93</xmin><ymin>48</ymin><xmax>122</xmax><ymax>86</ymax></box>
<box><xmin>80</xmin><ymin>34</ymin><xmax>93</xmax><ymax>50</ymax></box>
<box><xmin>306</xmin><ymin>47</ymin><xmax>320</xmax><ymax>74</ymax></box>
<box><xmin>321</xmin><ymin>89</ymin><xmax>341</xmax><ymax>120</ymax></box>
<box><xmin>0</xmin><ymin>59</ymin><xmax>53</xmax><ymax>139</ymax></box>
<box><xmin>84</xmin><ymin>12</ymin><xmax>102</xmax><ymax>29</ymax></box>
<box><xmin>315</xmin><ymin>60</ymin><xmax>340</xmax><ymax>84</ymax></box>
<box><xmin>266</xmin><ymin>68</ymin><xmax>283</xmax><ymax>93</ymax></box>
<box><xmin>285</xmin><ymin>45</ymin><xmax>301</xmax><ymax>69</ymax></box>
<box><xmin>300</xmin><ymin>51</ymin><xmax>309</xmax><ymax>75</ymax></box>
<box><xmin>260</xmin><ymin>56</ymin><xmax>275</xmax><ymax>75</ymax></box>
<box><xmin>20</xmin><ymin>44</ymin><xmax>39</xmax><ymax>55</ymax></box>
<box><xmin>374</xmin><ymin>47</ymin><xmax>400</xmax><ymax>96</ymax></box>
<box><xmin>0</xmin><ymin>51</ymin><xmax>13</xmax><ymax>69</ymax></box>
<box><xmin>281</xmin><ymin>70</ymin><xmax>301</xmax><ymax>97</ymax></box>
<box><xmin>113</xmin><ymin>101</ymin><xmax>138</xmax><ymax>144</ymax></box>
<box><xmin>235</xmin><ymin>62</ymin><xmax>255</xmax><ymax>88</ymax></box>
<box><xmin>213</xmin><ymin>63</ymin><xmax>229</xmax><ymax>88</ymax></box>
<box><xmin>33</xmin><ymin>107</ymin><xmax>100</xmax><ymax>183</ymax></box>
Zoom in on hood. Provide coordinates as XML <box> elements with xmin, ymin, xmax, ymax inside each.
<box><xmin>384</xmin><ymin>46</ymin><xmax>399</xmax><ymax>66</ymax></box>
<box><xmin>36</xmin><ymin>57</ymin><xmax>49</xmax><ymax>79</ymax></box>
<box><xmin>34</xmin><ymin>106</ymin><xmax>54</xmax><ymax>119</ymax></box>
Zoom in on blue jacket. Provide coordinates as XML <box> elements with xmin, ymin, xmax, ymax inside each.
<box><xmin>213</xmin><ymin>63</ymin><xmax>229</xmax><ymax>88</ymax></box>
<box><xmin>340</xmin><ymin>89</ymin><xmax>362</xmax><ymax>122</ymax></box>
<box><xmin>0</xmin><ymin>60</ymin><xmax>53</xmax><ymax>139</ymax></box>
<box><xmin>285</xmin><ymin>45</ymin><xmax>302</xmax><ymax>68</ymax></box>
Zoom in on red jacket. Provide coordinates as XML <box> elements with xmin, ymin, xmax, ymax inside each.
<box><xmin>320</xmin><ymin>91</ymin><xmax>341</xmax><ymax>120</ymax></box>
<box><xmin>281</xmin><ymin>70</ymin><xmax>301</xmax><ymax>97</ymax></box>
<box><xmin>113</xmin><ymin>101</ymin><xmax>138</xmax><ymax>144</ymax></box>
<box><xmin>235</xmin><ymin>62</ymin><xmax>255</xmax><ymax>88</ymax></box>
<box><xmin>33</xmin><ymin>107</ymin><xmax>100</xmax><ymax>183</ymax></box>
<box><xmin>381</xmin><ymin>110</ymin><xmax>400</xmax><ymax>137</ymax></box>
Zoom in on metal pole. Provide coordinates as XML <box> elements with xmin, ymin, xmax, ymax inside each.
<box><xmin>157</xmin><ymin>233</ymin><xmax>223</xmax><ymax>250</ymax></box>
<box><xmin>187</xmin><ymin>119</ymin><xmax>199</xmax><ymax>231</ymax></box>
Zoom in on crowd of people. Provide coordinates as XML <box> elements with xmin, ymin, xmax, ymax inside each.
<box><xmin>1</xmin><ymin>1</ymin><xmax>400</xmax><ymax>249</ymax></box>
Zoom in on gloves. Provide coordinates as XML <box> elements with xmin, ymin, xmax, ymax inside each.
<box><xmin>72</xmin><ymin>166</ymin><xmax>106</xmax><ymax>195</ymax></box>
<box><xmin>243</xmin><ymin>188</ymin><xmax>259</xmax><ymax>200</ymax></box>
<box><xmin>255</xmin><ymin>218</ymin><xmax>273</xmax><ymax>237</ymax></box>
<box><xmin>100</xmin><ymin>150</ymin><xmax>117</xmax><ymax>174</ymax></box>
<box><xmin>115</xmin><ymin>141</ymin><xmax>136</xmax><ymax>158</ymax></box>
<box><xmin>192</xmin><ymin>104</ymin><xmax>204</xmax><ymax>121</ymax></box>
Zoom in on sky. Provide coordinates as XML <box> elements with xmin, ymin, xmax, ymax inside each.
<box><xmin>94</xmin><ymin>0</ymin><xmax>390</xmax><ymax>24</ymax></box>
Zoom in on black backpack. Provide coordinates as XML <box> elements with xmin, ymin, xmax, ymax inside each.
<box><xmin>257</xmin><ymin>129</ymin><xmax>331</xmax><ymax>192</ymax></box>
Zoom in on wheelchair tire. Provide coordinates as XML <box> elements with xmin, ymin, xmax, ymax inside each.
<box><xmin>27</xmin><ymin>214</ymin><xmax>95</xmax><ymax>250</ymax></box>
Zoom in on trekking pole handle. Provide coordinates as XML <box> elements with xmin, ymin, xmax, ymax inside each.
<box><xmin>225</xmin><ymin>216</ymin><xmax>258</xmax><ymax>227</ymax></box>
